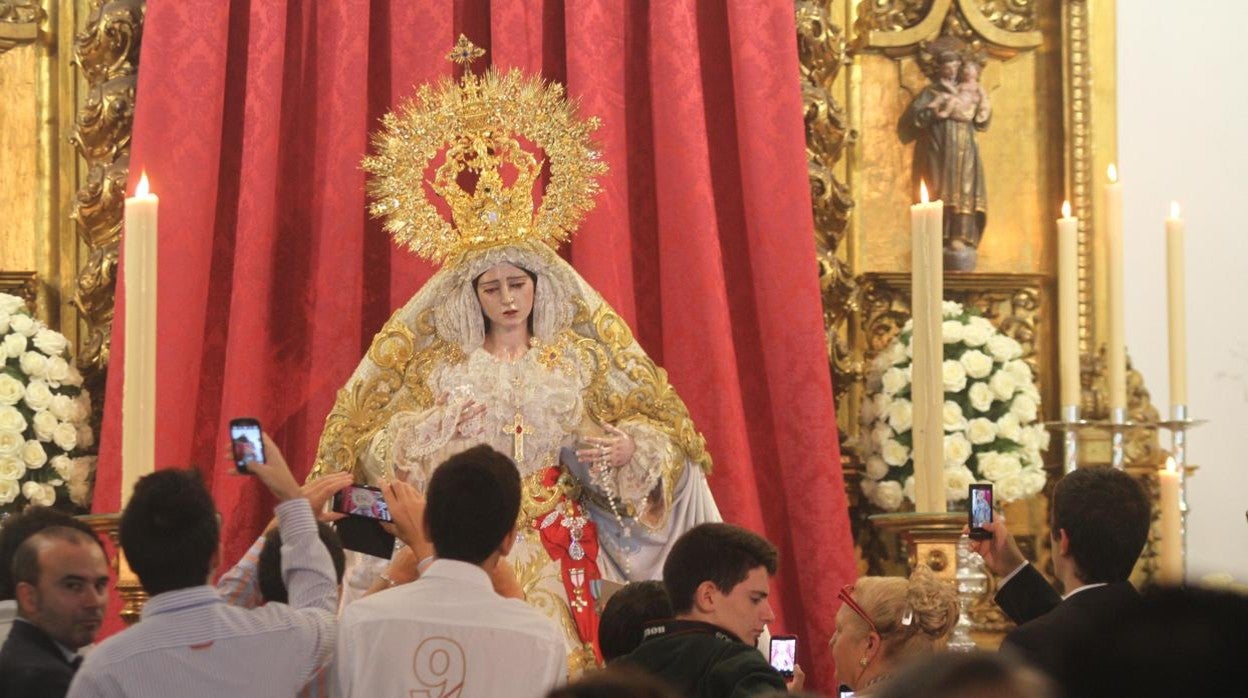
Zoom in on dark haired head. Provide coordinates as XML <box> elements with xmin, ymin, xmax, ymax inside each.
<box><xmin>0</xmin><ymin>506</ymin><xmax>101</xmax><ymax>599</ymax></box>
<box><xmin>662</xmin><ymin>523</ymin><xmax>778</xmax><ymax>614</ymax></box>
<box><xmin>599</xmin><ymin>580</ymin><xmax>674</xmax><ymax>662</ymax></box>
<box><xmin>120</xmin><ymin>469</ymin><xmax>220</xmax><ymax>596</ymax></box>
<box><xmin>1068</xmin><ymin>585</ymin><xmax>1248</xmax><ymax>697</ymax></box>
<box><xmin>546</xmin><ymin>666</ymin><xmax>680</xmax><ymax>698</ymax></box>
<box><xmin>1051</xmin><ymin>467</ymin><xmax>1150</xmax><ymax>584</ymax></box>
<box><xmin>425</xmin><ymin>445</ymin><xmax>521</xmax><ymax>564</ymax></box>
<box><xmin>874</xmin><ymin>650</ymin><xmax>1057</xmax><ymax>698</ymax></box>
<box><xmin>11</xmin><ymin>526</ymin><xmax>105</xmax><ymax>591</ymax></box>
<box><xmin>257</xmin><ymin>523</ymin><xmax>346</xmax><ymax>604</ymax></box>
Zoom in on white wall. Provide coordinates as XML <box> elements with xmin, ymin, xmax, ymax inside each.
<box><xmin>1119</xmin><ymin>4</ymin><xmax>1248</xmax><ymax>580</ymax></box>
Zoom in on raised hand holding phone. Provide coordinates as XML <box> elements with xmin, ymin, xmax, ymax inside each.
<box><xmin>968</xmin><ymin>483</ymin><xmax>994</xmax><ymax>540</ymax></box>
<box><xmin>245</xmin><ymin>433</ymin><xmax>302</xmax><ymax>502</ymax></box>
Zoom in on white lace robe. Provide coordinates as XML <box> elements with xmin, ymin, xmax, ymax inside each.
<box><xmin>344</xmin><ymin>344</ymin><xmax>720</xmax><ymax>670</ymax></box>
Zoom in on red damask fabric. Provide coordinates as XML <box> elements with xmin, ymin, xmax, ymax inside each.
<box><xmin>96</xmin><ymin>0</ymin><xmax>856</xmax><ymax>688</ymax></box>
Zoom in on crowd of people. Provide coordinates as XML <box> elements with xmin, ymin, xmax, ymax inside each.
<box><xmin>2</xmin><ymin>445</ymin><xmax>1246</xmax><ymax>697</ymax></box>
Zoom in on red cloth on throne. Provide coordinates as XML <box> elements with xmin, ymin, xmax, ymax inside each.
<box><xmin>96</xmin><ymin>0</ymin><xmax>857</xmax><ymax>689</ymax></box>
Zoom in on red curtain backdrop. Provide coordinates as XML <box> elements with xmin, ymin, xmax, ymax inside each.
<box><xmin>96</xmin><ymin>0</ymin><xmax>857</xmax><ymax>688</ymax></box>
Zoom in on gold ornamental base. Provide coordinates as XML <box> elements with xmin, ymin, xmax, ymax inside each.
<box><xmin>868</xmin><ymin>511</ymin><xmax>967</xmax><ymax>582</ymax></box>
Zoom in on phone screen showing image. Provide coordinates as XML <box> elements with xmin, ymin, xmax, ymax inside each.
<box><xmin>332</xmin><ymin>485</ymin><xmax>394</xmax><ymax>523</ymax></box>
<box><xmin>769</xmin><ymin>636</ymin><xmax>796</xmax><ymax>677</ymax></box>
<box><xmin>229</xmin><ymin>421</ymin><xmax>266</xmax><ymax>473</ymax></box>
<box><xmin>969</xmin><ymin>484</ymin><xmax>993</xmax><ymax>538</ymax></box>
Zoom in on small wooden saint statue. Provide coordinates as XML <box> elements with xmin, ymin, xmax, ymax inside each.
<box><xmin>901</xmin><ymin>40</ymin><xmax>992</xmax><ymax>271</ymax></box>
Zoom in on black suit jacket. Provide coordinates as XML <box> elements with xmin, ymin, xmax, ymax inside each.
<box><xmin>0</xmin><ymin>620</ymin><xmax>80</xmax><ymax>698</ymax></box>
<box><xmin>996</xmin><ymin>564</ymin><xmax>1141</xmax><ymax>690</ymax></box>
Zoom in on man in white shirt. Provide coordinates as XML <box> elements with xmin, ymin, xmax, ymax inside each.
<box><xmin>67</xmin><ymin>435</ymin><xmax>338</xmax><ymax>698</ymax></box>
<box><xmin>969</xmin><ymin>466</ymin><xmax>1150</xmax><ymax>692</ymax></box>
<box><xmin>336</xmin><ymin>444</ymin><xmax>566</xmax><ymax>698</ymax></box>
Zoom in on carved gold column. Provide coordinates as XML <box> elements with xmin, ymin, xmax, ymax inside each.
<box><xmin>72</xmin><ymin>0</ymin><xmax>147</xmax><ymax>625</ymax></box>
<box><xmin>70</xmin><ymin>0</ymin><xmax>145</xmax><ymax>412</ymax></box>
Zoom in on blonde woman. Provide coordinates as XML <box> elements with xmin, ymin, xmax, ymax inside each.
<box><xmin>830</xmin><ymin>566</ymin><xmax>959</xmax><ymax>694</ymax></box>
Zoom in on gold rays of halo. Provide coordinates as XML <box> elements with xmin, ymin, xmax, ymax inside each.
<box><xmin>362</xmin><ymin>35</ymin><xmax>608</xmax><ymax>265</ymax></box>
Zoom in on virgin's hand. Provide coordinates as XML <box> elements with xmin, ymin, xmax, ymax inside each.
<box><xmin>575</xmin><ymin>423</ymin><xmax>636</xmax><ymax>469</ymax></box>
<box><xmin>454</xmin><ymin>400</ymin><xmax>487</xmax><ymax>438</ymax></box>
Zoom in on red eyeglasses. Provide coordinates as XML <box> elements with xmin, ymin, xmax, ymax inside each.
<box><xmin>838</xmin><ymin>585</ymin><xmax>880</xmax><ymax>636</ymax></box>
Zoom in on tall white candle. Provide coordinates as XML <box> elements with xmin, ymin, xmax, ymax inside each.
<box><xmin>1157</xmin><ymin>457</ymin><xmax>1183</xmax><ymax>585</ymax></box>
<box><xmin>1166</xmin><ymin>202</ymin><xmax>1187</xmax><ymax>408</ymax></box>
<box><xmin>1058</xmin><ymin>201</ymin><xmax>1080</xmax><ymax>409</ymax></box>
<box><xmin>910</xmin><ymin>181</ymin><xmax>946</xmax><ymax>513</ymax></box>
<box><xmin>122</xmin><ymin>172</ymin><xmax>158</xmax><ymax>504</ymax></box>
<box><xmin>1104</xmin><ymin>166</ymin><xmax>1126</xmax><ymax>414</ymax></box>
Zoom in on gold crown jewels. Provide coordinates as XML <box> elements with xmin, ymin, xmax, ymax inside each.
<box><xmin>363</xmin><ymin>35</ymin><xmax>608</xmax><ymax>265</ymax></box>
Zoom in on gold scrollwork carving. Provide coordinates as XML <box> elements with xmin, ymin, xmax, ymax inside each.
<box><xmin>0</xmin><ymin>1</ymin><xmax>43</xmax><ymax>53</ymax></box>
<box><xmin>856</xmin><ymin>0</ymin><xmax>934</xmax><ymax>34</ymax></box>
<box><xmin>973</xmin><ymin>0</ymin><xmax>1037</xmax><ymax>33</ymax></box>
<box><xmin>0</xmin><ymin>271</ymin><xmax>38</xmax><ymax>305</ymax></box>
<box><xmin>860</xmin><ymin>273</ymin><xmax>1043</xmax><ymax>375</ymax></box>
<box><xmin>955</xmin><ymin>0</ymin><xmax>1041</xmax><ymax>49</ymax></box>
<box><xmin>798</xmin><ymin>1</ymin><xmax>859</xmax><ymax>436</ymax></box>
<box><xmin>1079</xmin><ymin>346</ymin><xmax>1161</xmax><ymax>467</ymax></box>
<box><xmin>854</xmin><ymin>0</ymin><xmax>1040</xmax><ymax>54</ymax></box>
<box><xmin>69</xmin><ymin>0</ymin><xmax>145</xmax><ymax>398</ymax></box>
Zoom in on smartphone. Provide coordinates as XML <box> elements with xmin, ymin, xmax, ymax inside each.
<box><xmin>331</xmin><ymin>484</ymin><xmax>394</xmax><ymax>523</ymax></box>
<box><xmin>333</xmin><ymin>517</ymin><xmax>396</xmax><ymax>560</ymax></box>
<box><xmin>228</xmin><ymin>418</ymin><xmax>266</xmax><ymax>474</ymax></box>
<box><xmin>968</xmin><ymin>483</ymin><xmax>993</xmax><ymax>540</ymax></box>
<box><xmin>769</xmin><ymin>635</ymin><xmax>797</xmax><ymax>678</ymax></box>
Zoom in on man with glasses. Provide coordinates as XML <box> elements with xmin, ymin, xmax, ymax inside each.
<box><xmin>621</xmin><ymin>523</ymin><xmax>802</xmax><ymax>696</ymax></box>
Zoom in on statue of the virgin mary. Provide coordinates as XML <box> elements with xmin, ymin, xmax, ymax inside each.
<box><xmin>310</xmin><ymin>37</ymin><xmax>721</xmax><ymax>673</ymax></box>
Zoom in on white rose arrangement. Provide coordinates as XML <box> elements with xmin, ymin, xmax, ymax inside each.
<box><xmin>858</xmin><ymin>301</ymin><xmax>1049</xmax><ymax>511</ymax></box>
<box><xmin>0</xmin><ymin>293</ymin><xmax>95</xmax><ymax>515</ymax></box>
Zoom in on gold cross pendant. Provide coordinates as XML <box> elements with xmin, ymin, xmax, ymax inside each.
<box><xmin>504</xmin><ymin>412</ymin><xmax>530</xmax><ymax>462</ymax></box>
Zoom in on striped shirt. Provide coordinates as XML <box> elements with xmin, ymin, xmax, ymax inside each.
<box><xmin>215</xmin><ymin>535</ymin><xmax>333</xmax><ymax>697</ymax></box>
<box><xmin>66</xmin><ymin>498</ymin><xmax>337</xmax><ymax>698</ymax></box>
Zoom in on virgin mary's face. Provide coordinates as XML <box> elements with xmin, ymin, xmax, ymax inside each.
<box><xmin>475</xmin><ymin>262</ymin><xmax>535</xmax><ymax>333</ymax></box>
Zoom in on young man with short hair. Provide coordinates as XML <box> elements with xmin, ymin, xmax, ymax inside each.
<box><xmin>0</xmin><ymin>525</ymin><xmax>109</xmax><ymax>698</ymax></box>
<box><xmin>971</xmin><ymin>466</ymin><xmax>1151</xmax><ymax>690</ymax></box>
<box><xmin>622</xmin><ymin>523</ymin><xmax>796</xmax><ymax>697</ymax></box>
<box><xmin>335</xmin><ymin>445</ymin><xmax>565</xmax><ymax>698</ymax></box>
<box><xmin>67</xmin><ymin>435</ymin><xmax>339</xmax><ymax>698</ymax></box>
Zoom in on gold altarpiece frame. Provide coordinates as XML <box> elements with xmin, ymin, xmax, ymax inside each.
<box><xmin>0</xmin><ymin>0</ymin><xmax>146</xmax><ymax>623</ymax></box>
<box><xmin>4</xmin><ymin>0</ymin><xmax>1176</xmax><ymax>629</ymax></box>
<box><xmin>799</xmin><ymin>0</ymin><xmax>1173</xmax><ymax>644</ymax></box>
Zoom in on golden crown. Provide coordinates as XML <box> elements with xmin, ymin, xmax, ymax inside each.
<box><xmin>363</xmin><ymin>36</ymin><xmax>608</xmax><ymax>265</ymax></box>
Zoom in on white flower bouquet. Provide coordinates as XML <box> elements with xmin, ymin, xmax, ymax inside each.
<box><xmin>0</xmin><ymin>293</ymin><xmax>95</xmax><ymax>515</ymax></box>
<box><xmin>858</xmin><ymin>300</ymin><xmax>1049</xmax><ymax>511</ymax></box>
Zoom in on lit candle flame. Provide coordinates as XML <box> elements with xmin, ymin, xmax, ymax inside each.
<box><xmin>1165</xmin><ymin>456</ymin><xmax>1177</xmax><ymax>474</ymax></box>
<box><xmin>135</xmin><ymin>172</ymin><xmax>151</xmax><ymax>197</ymax></box>
<box><xmin>1107</xmin><ymin>164</ymin><xmax>1118</xmax><ymax>183</ymax></box>
<box><xmin>1170</xmin><ymin>201</ymin><xmax>1181</xmax><ymax>218</ymax></box>
<box><xmin>919</xmin><ymin>180</ymin><xmax>929</xmax><ymax>204</ymax></box>
<box><xmin>1062</xmin><ymin>200</ymin><xmax>1072</xmax><ymax>218</ymax></box>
